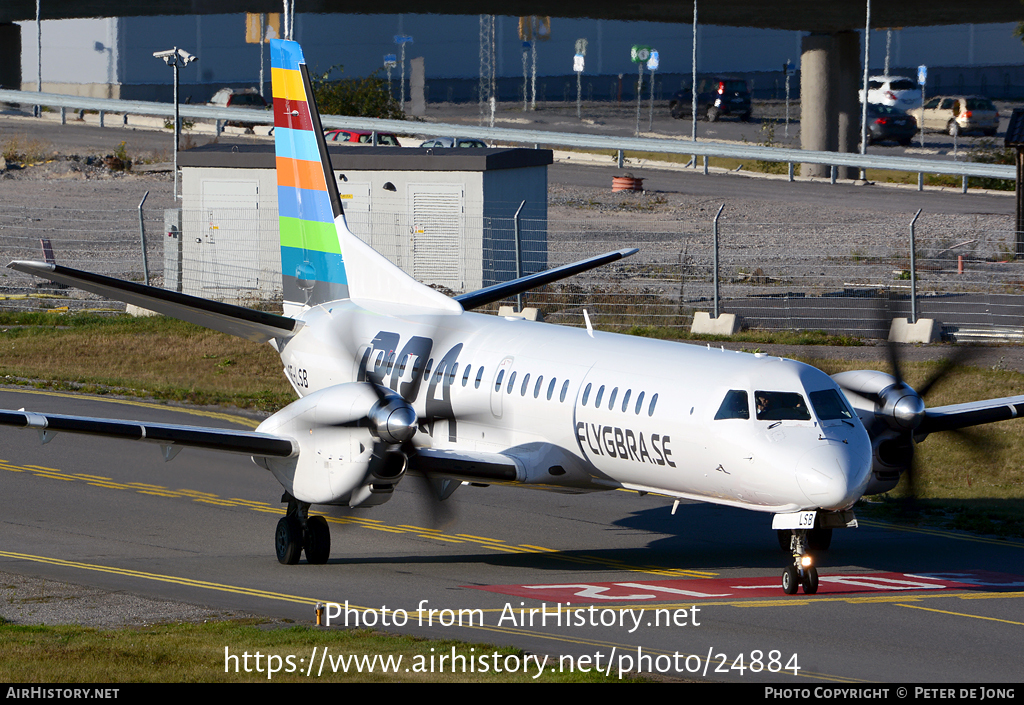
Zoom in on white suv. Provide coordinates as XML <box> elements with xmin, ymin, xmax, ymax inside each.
<box><xmin>859</xmin><ymin>76</ymin><xmax>921</xmax><ymax>112</ymax></box>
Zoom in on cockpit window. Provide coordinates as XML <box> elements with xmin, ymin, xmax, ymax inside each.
<box><xmin>754</xmin><ymin>391</ymin><xmax>811</xmax><ymax>421</ymax></box>
<box><xmin>715</xmin><ymin>390</ymin><xmax>750</xmax><ymax>420</ymax></box>
<box><xmin>809</xmin><ymin>389</ymin><xmax>854</xmax><ymax>421</ymax></box>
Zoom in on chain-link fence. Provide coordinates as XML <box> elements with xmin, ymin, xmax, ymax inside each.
<box><xmin>2</xmin><ymin>203</ymin><xmax>1023</xmax><ymax>341</ymax></box>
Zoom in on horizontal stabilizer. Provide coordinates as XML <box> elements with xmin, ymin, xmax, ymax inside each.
<box><xmin>0</xmin><ymin>409</ymin><xmax>296</xmax><ymax>458</ymax></box>
<box><xmin>7</xmin><ymin>261</ymin><xmax>301</xmax><ymax>343</ymax></box>
<box><xmin>454</xmin><ymin>248</ymin><xmax>639</xmax><ymax>311</ymax></box>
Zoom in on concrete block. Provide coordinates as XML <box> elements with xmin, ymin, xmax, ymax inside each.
<box><xmin>888</xmin><ymin>317</ymin><xmax>942</xmax><ymax>344</ymax></box>
<box><xmin>125</xmin><ymin>304</ymin><xmax>160</xmax><ymax>317</ymax></box>
<box><xmin>690</xmin><ymin>311</ymin><xmax>744</xmax><ymax>335</ymax></box>
<box><xmin>498</xmin><ymin>306</ymin><xmax>543</xmax><ymax>321</ymax></box>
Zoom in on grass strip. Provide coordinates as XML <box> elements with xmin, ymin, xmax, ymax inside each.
<box><xmin>0</xmin><ymin>619</ymin><xmax>639</xmax><ymax>682</ymax></box>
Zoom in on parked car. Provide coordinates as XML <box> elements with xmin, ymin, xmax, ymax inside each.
<box><xmin>325</xmin><ymin>129</ymin><xmax>402</xmax><ymax>146</ymax></box>
<box><xmin>668</xmin><ymin>77</ymin><xmax>751</xmax><ymax>122</ymax></box>
<box><xmin>419</xmin><ymin>137</ymin><xmax>489</xmax><ymax>148</ymax></box>
<box><xmin>864</xmin><ymin>103</ymin><xmax>917</xmax><ymax>146</ymax></box>
<box><xmin>858</xmin><ymin>75</ymin><xmax>921</xmax><ymax>112</ymax></box>
<box><xmin>206</xmin><ymin>87</ymin><xmax>268</xmax><ymax>129</ymax></box>
<box><xmin>910</xmin><ymin>95</ymin><xmax>999</xmax><ymax>137</ymax></box>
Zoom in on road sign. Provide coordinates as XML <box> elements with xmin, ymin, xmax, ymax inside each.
<box><xmin>918</xmin><ymin>65</ymin><xmax>927</xmax><ymax>85</ymax></box>
<box><xmin>574</xmin><ymin>53</ymin><xmax>585</xmax><ymax>73</ymax></box>
<box><xmin>394</xmin><ymin>35</ymin><xmax>413</xmax><ymax>45</ymax></box>
<box><xmin>647</xmin><ymin>50</ymin><xmax>659</xmax><ymax>72</ymax></box>
<box><xmin>631</xmin><ymin>45</ymin><xmax>652</xmax><ymax>63</ymax></box>
<box><xmin>384</xmin><ymin>54</ymin><xmax>397</xmax><ymax>69</ymax></box>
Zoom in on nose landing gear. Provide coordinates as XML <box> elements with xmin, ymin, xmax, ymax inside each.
<box><xmin>782</xmin><ymin>529</ymin><xmax>818</xmax><ymax>595</ymax></box>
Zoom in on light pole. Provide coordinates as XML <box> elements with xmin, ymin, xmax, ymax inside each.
<box><xmin>153</xmin><ymin>47</ymin><xmax>197</xmax><ymax>200</ymax></box>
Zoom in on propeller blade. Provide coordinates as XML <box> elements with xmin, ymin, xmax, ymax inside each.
<box><xmin>915</xmin><ymin>346</ymin><xmax>974</xmax><ymax>399</ymax></box>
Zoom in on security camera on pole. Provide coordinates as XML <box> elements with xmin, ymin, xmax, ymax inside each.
<box><xmin>631</xmin><ymin>45</ymin><xmax>652</xmax><ymax>137</ymax></box>
<box><xmin>153</xmin><ymin>47</ymin><xmax>197</xmax><ymax>200</ymax></box>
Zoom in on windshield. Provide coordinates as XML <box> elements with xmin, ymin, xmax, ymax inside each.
<box><xmin>715</xmin><ymin>390</ymin><xmax>750</xmax><ymax>420</ymax></box>
<box><xmin>808</xmin><ymin>389</ymin><xmax>855</xmax><ymax>421</ymax></box>
<box><xmin>754</xmin><ymin>391</ymin><xmax>811</xmax><ymax>421</ymax></box>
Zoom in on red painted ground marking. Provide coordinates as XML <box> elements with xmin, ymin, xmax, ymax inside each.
<box><xmin>469</xmin><ymin>570</ymin><xmax>1024</xmax><ymax>602</ymax></box>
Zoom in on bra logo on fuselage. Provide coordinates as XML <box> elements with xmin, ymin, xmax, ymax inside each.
<box><xmin>357</xmin><ymin>331</ymin><xmax>462</xmax><ymax>442</ymax></box>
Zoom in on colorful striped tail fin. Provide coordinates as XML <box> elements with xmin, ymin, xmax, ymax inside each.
<box><xmin>269</xmin><ymin>39</ymin><xmax>460</xmax><ymax>315</ymax></box>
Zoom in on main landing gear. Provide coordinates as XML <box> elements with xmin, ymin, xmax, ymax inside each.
<box><xmin>276</xmin><ymin>493</ymin><xmax>331</xmax><ymax>565</ymax></box>
<box><xmin>781</xmin><ymin>529</ymin><xmax>818</xmax><ymax>595</ymax></box>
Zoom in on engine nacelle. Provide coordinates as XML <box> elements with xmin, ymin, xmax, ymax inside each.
<box><xmin>253</xmin><ymin>383</ymin><xmax>409</xmax><ymax>506</ymax></box>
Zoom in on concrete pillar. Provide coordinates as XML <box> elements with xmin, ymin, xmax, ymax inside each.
<box><xmin>0</xmin><ymin>23</ymin><xmax>21</xmax><ymax>90</ymax></box>
<box><xmin>800</xmin><ymin>34</ymin><xmax>835</xmax><ymax>178</ymax></box>
<box><xmin>835</xmin><ymin>31</ymin><xmax>861</xmax><ymax>179</ymax></box>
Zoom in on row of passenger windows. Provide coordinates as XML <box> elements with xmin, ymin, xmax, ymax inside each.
<box><xmin>494</xmin><ymin>369</ymin><xmax>571</xmax><ymax>402</ymax></box>
<box><xmin>370</xmin><ymin>351</ymin><xmax>486</xmax><ymax>390</ymax></box>
<box><xmin>580</xmin><ymin>383</ymin><xmax>658</xmax><ymax>416</ymax></box>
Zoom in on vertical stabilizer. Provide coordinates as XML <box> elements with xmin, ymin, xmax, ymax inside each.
<box><xmin>270</xmin><ymin>39</ymin><xmax>461</xmax><ymax>315</ymax></box>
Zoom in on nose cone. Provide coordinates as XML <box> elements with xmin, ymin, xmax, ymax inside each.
<box><xmin>384</xmin><ymin>405</ymin><xmax>417</xmax><ymax>444</ymax></box>
<box><xmin>796</xmin><ymin>440</ymin><xmax>871</xmax><ymax>509</ymax></box>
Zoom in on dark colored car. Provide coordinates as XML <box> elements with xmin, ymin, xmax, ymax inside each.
<box><xmin>864</xmin><ymin>103</ymin><xmax>916</xmax><ymax>146</ymax></box>
<box><xmin>669</xmin><ymin>77</ymin><xmax>752</xmax><ymax>122</ymax></box>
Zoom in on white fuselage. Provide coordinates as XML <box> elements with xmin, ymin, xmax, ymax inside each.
<box><xmin>277</xmin><ymin>301</ymin><xmax>873</xmax><ymax>514</ymax></box>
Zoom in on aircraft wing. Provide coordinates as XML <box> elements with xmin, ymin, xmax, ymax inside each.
<box><xmin>7</xmin><ymin>261</ymin><xmax>301</xmax><ymax>344</ymax></box>
<box><xmin>919</xmin><ymin>395</ymin><xmax>1024</xmax><ymax>435</ymax></box>
<box><xmin>408</xmin><ymin>448</ymin><xmax>519</xmax><ymax>483</ymax></box>
<box><xmin>0</xmin><ymin>409</ymin><xmax>296</xmax><ymax>460</ymax></box>
<box><xmin>454</xmin><ymin>248</ymin><xmax>639</xmax><ymax>311</ymax></box>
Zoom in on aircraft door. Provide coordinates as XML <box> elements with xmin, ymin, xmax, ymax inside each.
<box><xmin>490</xmin><ymin>356</ymin><xmax>514</xmax><ymax>418</ymax></box>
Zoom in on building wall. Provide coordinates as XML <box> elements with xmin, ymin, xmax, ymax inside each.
<box><xmin>18</xmin><ymin>15</ymin><xmax>1024</xmax><ymax>101</ymax></box>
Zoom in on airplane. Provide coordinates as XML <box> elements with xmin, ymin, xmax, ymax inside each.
<box><xmin>4</xmin><ymin>37</ymin><xmax>1024</xmax><ymax>596</ymax></box>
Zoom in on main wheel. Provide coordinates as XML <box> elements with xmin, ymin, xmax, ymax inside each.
<box><xmin>275</xmin><ymin>516</ymin><xmax>302</xmax><ymax>565</ymax></box>
<box><xmin>304</xmin><ymin>515</ymin><xmax>331</xmax><ymax>564</ymax></box>
<box><xmin>802</xmin><ymin>566</ymin><xmax>819</xmax><ymax>595</ymax></box>
<box><xmin>705</xmin><ymin>105</ymin><xmax>719</xmax><ymax>122</ymax></box>
<box><xmin>782</xmin><ymin>565</ymin><xmax>799</xmax><ymax>595</ymax></box>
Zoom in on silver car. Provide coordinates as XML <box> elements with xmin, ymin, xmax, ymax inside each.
<box><xmin>420</xmin><ymin>137</ymin><xmax>489</xmax><ymax>148</ymax></box>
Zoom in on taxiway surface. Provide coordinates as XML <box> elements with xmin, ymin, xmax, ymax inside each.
<box><xmin>1</xmin><ymin>387</ymin><xmax>1022</xmax><ymax>683</ymax></box>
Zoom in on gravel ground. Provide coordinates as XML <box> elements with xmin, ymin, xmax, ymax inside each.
<box><xmin>0</xmin><ymin>570</ymin><xmax>265</xmax><ymax>629</ymax></box>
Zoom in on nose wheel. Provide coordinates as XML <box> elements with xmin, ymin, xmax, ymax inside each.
<box><xmin>781</xmin><ymin>529</ymin><xmax>818</xmax><ymax>595</ymax></box>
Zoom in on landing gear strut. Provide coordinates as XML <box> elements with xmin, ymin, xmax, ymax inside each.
<box><xmin>276</xmin><ymin>493</ymin><xmax>331</xmax><ymax>565</ymax></box>
<box><xmin>782</xmin><ymin>529</ymin><xmax>818</xmax><ymax>595</ymax></box>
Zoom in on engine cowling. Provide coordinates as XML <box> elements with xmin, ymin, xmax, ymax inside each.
<box><xmin>252</xmin><ymin>383</ymin><xmax>414</xmax><ymax>506</ymax></box>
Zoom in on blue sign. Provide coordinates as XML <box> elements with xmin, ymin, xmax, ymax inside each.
<box><xmin>917</xmin><ymin>65</ymin><xmax>927</xmax><ymax>85</ymax></box>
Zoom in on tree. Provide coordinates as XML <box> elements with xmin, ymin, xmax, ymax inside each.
<box><xmin>311</xmin><ymin>66</ymin><xmax>404</xmax><ymax>120</ymax></box>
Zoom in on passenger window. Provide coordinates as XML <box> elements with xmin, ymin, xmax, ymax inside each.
<box><xmin>494</xmin><ymin>369</ymin><xmax>504</xmax><ymax>392</ymax></box>
<box><xmin>621</xmin><ymin>389</ymin><xmax>631</xmax><ymax>412</ymax></box>
<box><xmin>648</xmin><ymin>393</ymin><xmax>658</xmax><ymax>417</ymax></box>
<box><xmin>385</xmin><ymin>352</ymin><xmax>396</xmax><ymax>375</ymax></box>
<box><xmin>547</xmin><ymin>377</ymin><xmax>556</xmax><ymax>400</ymax></box>
<box><xmin>534</xmin><ymin>375</ymin><xmax>543</xmax><ymax>398</ymax></box>
<box><xmin>715</xmin><ymin>390</ymin><xmax>750</xmax><ymax>420</ymax></box>
<box><xmin>582</xmin><ymin>383</ymin><xmax>592</xmax><ymax>406</ymax></box>
<box><xmin>635</xmin><ymin>391</ymin><xmax>645</xmax><ymax>415</ymax></box>
<box><xmin>608</xmin><ymin>387</ymin><xmax>618</xmax><ymax>410</ymax></box>
<box><xmin>448</xmin><ymin>362</ymin><xmax>458</xmax><ymax>386</ymax></box>
<box><xmin>560</xmin><ymin>380</ymin><xmax>569</xmax><ymax>402</ymax></box>
<box><xmin>462</xmin><ymin>365</ymin><xmax>472</xmax><ymax>387</ymax></box>
<box><xmin>475</xmin><ymin>367</ymin><xmax>484</xmax><ymax>389</ymax></box>
<box><xmin>595</xmin><ymin>385</ymin><xmax>605</xmax><ymax>408</ymax></box>
<box><xmin>754</xmin><ymin>391</ymin><xmax>811</xmax><ymax>421</ymax></box>
<box><xmin>521</xmin><ymin>373</ymin><xmax>530</xmax><ymax>396</ymax></box>
<box><xmin>507</xmin><ymin>371</ymin><xmax>517</xmax><ymax>394</ymax></box>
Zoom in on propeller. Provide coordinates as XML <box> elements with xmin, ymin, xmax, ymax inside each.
<box><xmin>833</xmin><ymin>294</ymin><xmax>978</xmax><ymax>508</ymax></box>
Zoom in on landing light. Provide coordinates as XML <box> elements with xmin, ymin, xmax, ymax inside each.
<box><xmin>800</xmin><ymin>555</ymin><xmax>813</xmax><ymax>568</ymax></box>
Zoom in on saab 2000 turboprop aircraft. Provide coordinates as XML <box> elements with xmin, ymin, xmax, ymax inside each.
<box><xmin>5</xmin><ymin>38</ymin><xmax>1024</xmax><ymax>595</ymax></box>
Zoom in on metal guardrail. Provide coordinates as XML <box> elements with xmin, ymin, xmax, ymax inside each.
<box><xmin>0</xmin><ymin>88</ymin><xmax>1015</xmax><ymax>181</ymax></box>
